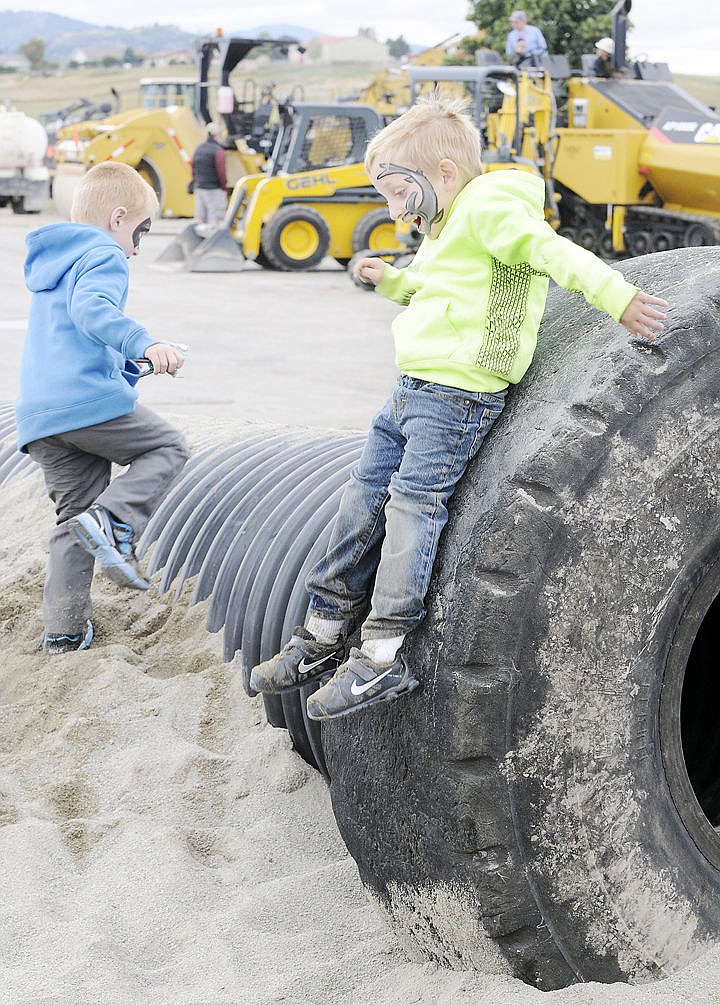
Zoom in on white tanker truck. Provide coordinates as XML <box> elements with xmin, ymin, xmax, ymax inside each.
<box><xmin>0</xmin><ymin>106</ymin><xmax>50</xmax><ymax>214</ymax></box>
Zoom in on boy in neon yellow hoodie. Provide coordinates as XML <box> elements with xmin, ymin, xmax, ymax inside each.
<box><xmin>250</xmin><ymin>96</ymin><xmax>668</xmax><ymax>720</ymax></box>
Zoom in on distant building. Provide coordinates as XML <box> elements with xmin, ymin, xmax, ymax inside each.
<box><xmin>310</xmin><ymin>35</ymin><xmax>389</xmax><ymax>64</ymax></box>
<box><xmin>0</xmin><ymin>54</ymin><xmax>31</xmax><ymax>72</ymax></box>
<box><xmin>142</xmin><ymin>49</ymin><xmax>194</xmax><ymax>67</ymax></box>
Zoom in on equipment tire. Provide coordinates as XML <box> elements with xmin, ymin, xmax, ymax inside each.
<box><xmin>626</xmin><ymin>229</ymin><xmax>653</xmax><ymax>256</ymax></box>
<box><xmin>351</xmin><ymin>208</ymin><xmax>398</xmax><ymax>254</ymax></box>
<box><xmin>321</xmin><ymin>247</ymin><xmax>720</xmax><ymax>989</ymax></box>
<box><xmin>260</xmin><ymin>205</ymin><xmax>330</xmax><ymax>271</ymax></box>
<box><xmin>685</xmin><ymin>222</ymin><xmax>716</xmax><ymax>247</ymax></box>
<box><xmin>136</xmin><ymin>158</ymin><xmax>165</xmax><ymax>212</ymax></box>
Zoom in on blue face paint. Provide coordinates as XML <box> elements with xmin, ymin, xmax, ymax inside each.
<box><xmin>132</xmin><ymin>217</ymin><xmax>152</xmax><ymax>249</ymax></box>
<box><xmin>377</xmin><ymin>162</ymin><xmax>444</xmax><ymax>235</ymax></box>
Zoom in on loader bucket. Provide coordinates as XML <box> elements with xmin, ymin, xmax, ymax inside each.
<box><xmin>154</xmin><ymin>223</ymin><xmax>207</xmax><ymax>270</ymax></box>
<box><xmin>187</xmin><ymin>227</ymin><xmax>247</xmax><ymax>272</ymax></box>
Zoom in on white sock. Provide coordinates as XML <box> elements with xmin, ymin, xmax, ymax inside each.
<box><xmin>361</xmin><ymin>635</ymin><xmax>405</xmax><ymax>666</ymax></box>
<box><xmin>306</xmin><ymin>615</ymin><xmax>343</xmax><ymax>643</ymax></box>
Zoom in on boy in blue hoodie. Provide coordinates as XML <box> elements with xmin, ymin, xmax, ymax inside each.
<box><xmin>16</xmin><ymin>161</ymin><xmax>190</xmax><ymax>654</ymax></box>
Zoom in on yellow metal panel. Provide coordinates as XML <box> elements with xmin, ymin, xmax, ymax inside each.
<box><xmin>566</xmin><ymin>80</ymin><xmax>643</xmax><ymax>130</ymax></box>
<box><xmin>238</xmin><ymin>165</ymin><xmax>375</xmax><ymax>258</ymax></box>
<box><xmin>553</xmin><ymin>129</ymin><xmax>650</xmax><ymax>204</ymax></box>
<box><xmin>640</xmin><ymin>132</ymin><xmax>720</xmax><ymax>217</ymax></box>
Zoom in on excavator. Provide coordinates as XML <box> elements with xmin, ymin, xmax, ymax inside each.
<box><xmin>52</xmin><ymin>34</ymin><xmax>305</xmax><ymax>219</ymax></box>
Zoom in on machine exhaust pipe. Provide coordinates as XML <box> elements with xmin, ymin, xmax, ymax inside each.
<box><xmin>611</xmin><ymin>0</ymin><xmax>632</xmax><ymax>71</ymax></box>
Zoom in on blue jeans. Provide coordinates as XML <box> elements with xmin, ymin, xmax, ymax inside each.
<box><xmin>306</xmin><ymin>375</ymin><xmax>507</xmax><ymax>640</ymax></box>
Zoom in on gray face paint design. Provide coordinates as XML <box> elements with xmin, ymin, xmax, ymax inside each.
<box><xmin>377</xmin><ymin>162</ymin><xmax>444</xmax><ymax>236</ymax></box>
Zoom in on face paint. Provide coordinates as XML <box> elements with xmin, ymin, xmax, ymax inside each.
<box><xmin>131</xmin><ymin>217</ymin><xmax>152</xmax><ymax>249</ymax></box>
<box><xmin>377</xmin><ymin>162</ymin><xmax>444</xmax><ymax>236</ymax></box>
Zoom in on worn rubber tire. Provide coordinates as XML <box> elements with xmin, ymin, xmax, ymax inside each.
<box><xmin>260</xmin><ymin>204</ymin><xmax>330</xmax><ymax>271</ymax></box>
<box><xmin>321</xmin><ymin>247</ymin><xmax>720</xmax><ymax>989</ymax></box>
<box><xmin>136</xmin><ymin>157</ymin><xmax>165</xmax><ymax>212</ymax></box>
<box><xmin>351</xmin><ymin>208</ymin><xmax>398</xmax><ymax>254</ymax></box>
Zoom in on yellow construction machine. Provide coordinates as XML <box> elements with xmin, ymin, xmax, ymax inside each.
<box><xmin>156</xmin><ymin>101</ymin><xmax>403</xmax><ymax>272</ymax></box>
<box><xmin>52</xmin><ymin>35</ymin><xmax>302</xmax><ymax>219</ymax></box>
<box><xmin>338</xmin><ymin>32</ymin><xmax>486</xmax><ymax>119</ymax></box>
<box><xmin>372</xmin><ymin>0</ymin><xmax>720</xmax><ymax>261</ymax></box>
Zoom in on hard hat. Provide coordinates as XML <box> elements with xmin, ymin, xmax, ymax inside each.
<box><xmin>596</xmin><ymin>37</ymin><xmax>614</xmax><ymax>55</ymax></box>
<box><xmin>206</xmin><ymin>121</ymin><xmax>222</xmax><ymax>136</ymax></box>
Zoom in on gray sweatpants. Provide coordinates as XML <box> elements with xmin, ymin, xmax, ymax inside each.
<box><xmin>27</xmin><ymin>405</ymin><xmax>190</xmax><ymax>635</ymax></box>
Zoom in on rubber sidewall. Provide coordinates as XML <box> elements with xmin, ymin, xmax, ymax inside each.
<box><xmin>322</xmin><ymin>247</ymin><xmax>720</xmax><ymax>988</ymax></box>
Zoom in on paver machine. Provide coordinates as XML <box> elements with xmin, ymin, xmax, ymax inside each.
<box><xmin>368</xmin><ymin>0</ymin><xmax>720</xmax><ymax>262</ymax></box>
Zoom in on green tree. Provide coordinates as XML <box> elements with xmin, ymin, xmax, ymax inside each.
<box><xmin>386</xmin><ymin>35</ymin><xmax>410</xmax><ymax>60</ymax></box>
<box><xmin>466</xmin><ymin>0</ymin><xmax>613</xmax><ymax>70</ymax></box>
<box><xmin>18</xmin><ymin>36</ymin><xmax>46</xmax><ymax>70</ymax></box>
<box><xmin>122</xmin><ymin>46</ymin><xmax>143</xmax><ymax>66</ymax></box>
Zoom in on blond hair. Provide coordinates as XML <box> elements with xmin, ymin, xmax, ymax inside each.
<box><xmin>365</xmin><ymin>96</ymin><xmax>483</xmax><ymax>186</ymax></box>
<box><xmin>71</xmin><ymin>162</ymin><xmax>159</xmax><ymax>225</ymax></box>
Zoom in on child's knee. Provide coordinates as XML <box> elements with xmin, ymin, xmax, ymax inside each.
<box><xmin>169</xmin><ymin>432</ymin><xmax>191</xmax><ymax>470</ymax></box>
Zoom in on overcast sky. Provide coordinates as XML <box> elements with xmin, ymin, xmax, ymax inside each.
<box><xmin>4</xmin><ymin>0</ymin><xmax>717</xmax><ymax>75</ymax></box>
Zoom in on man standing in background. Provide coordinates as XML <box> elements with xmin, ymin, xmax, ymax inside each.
<box><xmin>191</xmin><ymin>121</ymin><xmax>228</xmax><ymax>231</ymax></box>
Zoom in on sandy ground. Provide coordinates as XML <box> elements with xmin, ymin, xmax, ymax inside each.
<box><xmin>0</xmin><ymin>207</ymin><xmax>718</xmax><ymax>1003</ymax></box>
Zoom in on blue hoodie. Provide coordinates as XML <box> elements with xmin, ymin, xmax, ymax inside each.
<box><xmin>15</xmin><ymin>222</ymin><xmax>156</xmax><ymax>452</ymax></box>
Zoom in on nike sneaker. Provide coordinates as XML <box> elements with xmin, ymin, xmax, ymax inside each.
<box><xmin>305</xmin><ymin>647</ymin><xmax>420</xmax><ymax>721</ymax></box>
<box><xmin>249</xmin><ymin>626</ymin><xmax>345</xmax><ymax>694</ymax></box>
<box><xmin>41</xmin><ymin>619</ymin><xmax>94</xmax><ymax>655</ymax></box>
<box><xmin>67</xmin><ymin>505</ymin><xmax>149</xmax><ymax>590</ymax></box>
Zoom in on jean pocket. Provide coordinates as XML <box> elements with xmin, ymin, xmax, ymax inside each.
<box><xmin>422</xmin><ymin>382</ymin><xmax>479</xmax><ymax>407</ymax></box>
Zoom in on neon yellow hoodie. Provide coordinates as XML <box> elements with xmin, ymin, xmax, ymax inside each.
<box><xmin>376</xmin><ymin>170</ymin><xmax>639</xmax><ymax>393</ymax></box>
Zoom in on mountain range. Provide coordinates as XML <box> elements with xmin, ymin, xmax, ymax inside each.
<box><xmin>0</xmin><ymin>12</ymin><xmax>320</xmax><ymax>64</ymax></box>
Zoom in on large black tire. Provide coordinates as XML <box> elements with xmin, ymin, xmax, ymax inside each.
<box><xmin>136</xmin><ymin>158</ymin><xmax>165</xmax><ymax>211</ymax></box>
<box><xmin>260</xmin><ymin>205</ymin><xmax>330</xmax><ymax>271</ymax></box>
<box><xmin>321</xmin><ymin>247</ymin><xmax>720</xmax><ymax>988</ymax></box>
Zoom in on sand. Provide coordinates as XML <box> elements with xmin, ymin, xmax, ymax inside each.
<box><xmin>0</xmin><ymin>429</ymin><xmax>717</xmax><ymax>1005</ymax></box>
<box><xmin>1</xmin><ymin>212</ymin><xmax>718</xmax><ymax>1003</ymax></box>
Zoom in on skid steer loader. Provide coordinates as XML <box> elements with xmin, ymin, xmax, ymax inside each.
<box><xmin>156</xmin><ymin>101</ymin><xmax>403</xmax><ymax>273</ymax></box>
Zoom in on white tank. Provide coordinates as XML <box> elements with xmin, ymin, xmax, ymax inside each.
<box><xmin>0</xmin><ymin>107</ymin><xmax>50</xmax><ymax>212</ymax></box>
<box><xmin>0</xmin><ymin>108</ymin><xmax>48</xmax><ymax>170</ymax></box>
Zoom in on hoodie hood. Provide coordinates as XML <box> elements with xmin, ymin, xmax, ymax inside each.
<box><xmin>24</xmin><ymin>223</ymin><xmax>123</xmax><ymax>293</ymax></box>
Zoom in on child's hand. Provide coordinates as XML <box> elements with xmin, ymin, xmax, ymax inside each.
<box><xmin>353</xmin><ymin>256</ymin><xmax>387</xmax><ymax>288</ymax></box>
<box><xmin>145</xmin><ymin>342</ymin><xmax>186</xmax><ymax>377</ymax></box>
<box><xmin>620</xmin><ymin>292</ymin><xmax>669</xmax><ymax>340</ymax></box>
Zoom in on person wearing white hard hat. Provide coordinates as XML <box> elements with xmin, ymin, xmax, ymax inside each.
<box><xmin>592</xmin><ymin>37</ymin><xmax>615</xmax><ymax>78</ymax></box>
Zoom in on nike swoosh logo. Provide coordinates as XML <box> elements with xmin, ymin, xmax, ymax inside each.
<box><xmin>350</xmin><ymin>666</ymin><xmax>396</xmax><ymax>696</ymax></box>
<box><xmin>298</xmin><ymin>651</ymin><xmax>340</xmax><ymax>675</ymax></box>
